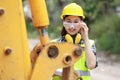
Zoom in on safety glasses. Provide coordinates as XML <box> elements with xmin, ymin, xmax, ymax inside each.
<box><xmin>63</xmin><ymin>21</ymin><xmax>80</xmax><ymax>29</ymax></box>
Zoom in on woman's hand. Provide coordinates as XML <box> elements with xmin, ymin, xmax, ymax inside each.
<box><xmin>79</xmin><ymin>21</ymin><xmax>89</xmax><ymax>39</ymax></box>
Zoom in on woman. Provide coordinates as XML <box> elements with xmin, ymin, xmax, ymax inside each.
<box><xmin>53</xmin><ymin>3</ymin><xmax>97</xmax><ymax>80</ymax></box>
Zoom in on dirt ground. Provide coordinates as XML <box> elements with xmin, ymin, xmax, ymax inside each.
<box><xmin>91</xmin><ymin>53</ymin><xmax>120</xmax><ymax>80</ymax></box>
<box><xmin>28</xmin><ymin>39</ymin><xmax>120</xmax><ymax>80</ymax></box>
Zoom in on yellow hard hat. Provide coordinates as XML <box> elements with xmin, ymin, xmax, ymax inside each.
<box><xmin>61</xmin><ymin>3</ymin><xmax>85</xmax><ymax>19</ymax></box>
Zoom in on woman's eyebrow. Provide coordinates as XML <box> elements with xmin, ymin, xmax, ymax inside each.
<box><xmin>66</xmin><ymin>19</ymin><xmax>71</xmax><ymax>21</ymax></box>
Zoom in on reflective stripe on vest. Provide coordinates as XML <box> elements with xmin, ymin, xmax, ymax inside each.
<box><xmin>76</xmin><ymin>70</ymin><xmax>90</xmax><ymax>76</ymax></box>
<box><xmin>53</xmin><ymin>70</ymin><xmax>90</xmax><ymax>80</ymax></box>
<box><xmin>54</xmin><ymin>69</ymin><xmax>90</xmax><ymax>76</ymax></box>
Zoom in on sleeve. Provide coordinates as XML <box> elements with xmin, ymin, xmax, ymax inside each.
<box><xmin>91</xmin><ymin>42</ymin><xmax>98</xmax><ymax>68</ymax></box>
<box><xmin>91</xmin><ymin>44</ymin><xmax>97</xmax><ymax>54</ymax></box>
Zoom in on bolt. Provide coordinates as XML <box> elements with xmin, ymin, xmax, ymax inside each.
<box><xmin>0</xmin><ymin>8</ymin><xmax>4</xmax><ymax>16</ymax></box>
<box><xmin>74</xmin><ymin>48</ymin><xmax>82</xmax><ymax>56</ymax></box>
<box><xmin>4</xmin><ymin>48</ymin><xmax>12</xmax><ymax>55</ymax></box>
<box><xmin>47</xmin><ymin>45</ymin><xmax>58</xmax><ymax>58</ymax></box>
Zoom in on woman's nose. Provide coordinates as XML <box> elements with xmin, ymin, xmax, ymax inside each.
<box><xmin>70</xmin><ymin>24</ymin><xmax>75</xmax><ymax>29</ymax></box>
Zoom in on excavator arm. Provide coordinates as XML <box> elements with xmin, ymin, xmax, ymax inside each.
<box><xmin>0</xmin><ymin>0</ymin><xmax>82</xmax><ymax>80</ymax></box>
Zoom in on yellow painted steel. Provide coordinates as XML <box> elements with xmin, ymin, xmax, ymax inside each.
<box><xmin>29</xmin><ymin>0</ymin><xmax>49</xmax><ymax>28</ymax></box>
<box><xmin>0</xmin><ymin>0</ymin><xmax>82</xmax><ymax>80</ymax></box>
<box><xmin>31</xmin><ymin>42</ymin><xmax>82</xmax><ymax>80</ymax></box>
<box><xmin>29</xmin><ymin>0</ymin><xmax>50</xmax><ymax>46</ymax></box>
<box><xmin>0</xmin><ymin>0</ymin><xmax>31</xmax><ymax>80</ymax></box>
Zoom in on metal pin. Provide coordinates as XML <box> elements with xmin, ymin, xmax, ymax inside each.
<box><xmin>0</xmin><ymin>8</ymin><xmax>5</xmax><ymax>16</ymax></box>
<box><xmin>4</xmin><ymin>47</ymin><xmax>12</xmax><ymax>55</ymax></box>
<box><xmin>74</xmin><ymin>48</ymin><xmax>82</xmax><ymax>56</ymax></box>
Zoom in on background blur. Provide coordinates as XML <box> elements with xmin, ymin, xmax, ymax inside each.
<box><xmin>23</xmin><ymin>0</ymin><xmax>120</xmax><ymax>55</ymax></box>
<box><xmin>23</xmin><ymin>0</ymin><xmax>120</xmax><ymax>80</ymax></box>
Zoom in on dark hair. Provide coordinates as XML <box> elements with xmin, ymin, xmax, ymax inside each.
<box><xmin>63</xmin><ymin>15</ymin><xmax>69</xmax><ymax>20</ymax></box>
<box><xmin>61</xmin><ymin>27</ymin><xmax>67</xmax><ymax>36</ymax></box>
<box><xmin>63</xmin><ymin>15</ymin><xmax>83</xmax><ymax>20</ymax></box>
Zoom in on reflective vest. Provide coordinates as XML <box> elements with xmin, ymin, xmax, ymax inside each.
<box><xmin>52</xmin><ymin>39</ymin><xmax>95</xmax><ymax>80</ymax></box>
<box><xmin>74</xmin><ymin>40</ymin><xmax>95</xmax><ymax>80</ymax></box>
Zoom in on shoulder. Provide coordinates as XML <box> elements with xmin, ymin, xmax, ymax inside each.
<box><xmin>50</xmin><ymin>38</ymin><xmax>59</xmax><ymax>42</ymax></box>
<box><xmin>50</xmin><ymin>37</ymin><xmax>64</xmax><ymax>42</ymax></box>
<box><xmin>89</xmin><ymin>39</ymin><xmax>97</xmax><ymax>54</ymax></box>
<box><xmin>80</xmin><ymin>39</ymin><xmax>95</xmax><ymax>47</ymax></box>
<box><xmin>89</xmin><ymin>39</ymin><xmax>95</xmax><ymax>46</ymax></box>
<box><xmin>80</xmin><ymin>39</ymin><xmax>96</xmax><ymax>53</ymax></box>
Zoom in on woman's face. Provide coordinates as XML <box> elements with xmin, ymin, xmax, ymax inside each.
<box><xmin>63</xmin><ymin>16</ymin><xmax>82</xmax><ymax>35</ymax></box>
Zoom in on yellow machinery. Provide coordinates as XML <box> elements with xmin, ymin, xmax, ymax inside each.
<box><xmin>0</xmin><ymin>0</ymin><xmax>82</xmax><ymax>80</ymax></box>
